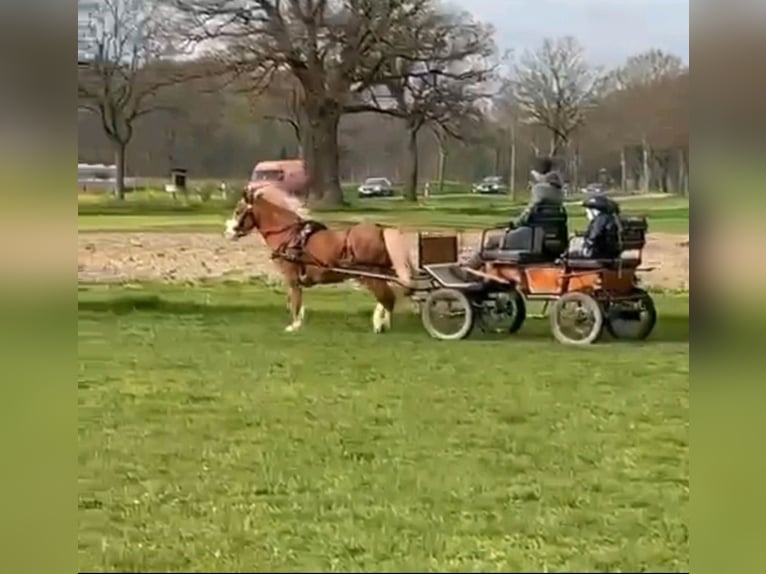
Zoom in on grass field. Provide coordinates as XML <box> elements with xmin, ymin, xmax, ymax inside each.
<box><xmin>78</xmin><ymin>191</ymin><xmax>690</xmax><ymax>234</ymax></box>
<box><xmin>78</xmin><ymin>282</ymin><xmax>689</xmax><ymax>572</ymax></box>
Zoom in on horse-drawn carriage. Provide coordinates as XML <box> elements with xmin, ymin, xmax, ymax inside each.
<box><xmin>412</xmin><ymin>206</ymin><xmax>657</xmax><ymax>345</ymax></box>
<box><xmin>225</xmin><ymin>184</ymin><xmax>656</xmax><ymax>345</ymax></box>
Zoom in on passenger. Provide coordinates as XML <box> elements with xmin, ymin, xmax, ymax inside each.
<box><xmin>570</xmin><ymin>195</ymin><xmax>622</xmax><ymax>259</ymax></box>
<box><xmin>462</xmin><ymin>157</ymin><xmax>566</xmax><ymax>271</ymax></box>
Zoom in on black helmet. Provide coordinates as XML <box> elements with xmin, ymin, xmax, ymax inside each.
<box><xmin>583</xmin><ymin>194</ymin><xmax>620</xmax><ymax>214</ymax></box>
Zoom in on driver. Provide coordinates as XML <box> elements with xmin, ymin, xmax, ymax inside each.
<box><xmin>461</xmin><ymin>157</ymin><xmax>565</xmax><ymax>272</ymax></box>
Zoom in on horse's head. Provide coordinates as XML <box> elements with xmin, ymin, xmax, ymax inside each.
<box><xmin>224</xmin><ymin>189</ymin><xmax>259</xmax><ymax>240</ymax></box>
<box><xmin>223</xmin><ymin>185</ymin><xmax>305</xmax><ymax>240</ymax></box>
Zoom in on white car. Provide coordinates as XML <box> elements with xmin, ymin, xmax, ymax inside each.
<box><xmin>472</xmin><ymin>176</ymin><xmax>506</xmax><ymax>194</ymax></box>
<box><xmin>358</xmin><ymin>177</ymin><xmax>394</xmax><ymax>197</ymax></box>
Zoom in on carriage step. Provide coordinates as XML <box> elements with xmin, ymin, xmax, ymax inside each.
<box><xmin>421</xmin><ymin>263</ymin><xmax>484</xmax><ymax>290</ymax></box>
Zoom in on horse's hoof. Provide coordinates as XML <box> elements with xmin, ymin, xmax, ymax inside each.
<box><xmin>285</xmin><ymin>324</ymin><xmax>299</xmax><ymax>333</ymax></box>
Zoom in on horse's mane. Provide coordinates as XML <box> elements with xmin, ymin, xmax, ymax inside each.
<box><xmin>255</xmin><ymin>185</ymin><xmax>310</xmax><ymax>219</ymax></box>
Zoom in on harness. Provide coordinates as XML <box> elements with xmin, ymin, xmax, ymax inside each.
<box><xmin>269</xmin><ymin>220</ymin><xmax>329</xmax><ymax>282</ymax></box>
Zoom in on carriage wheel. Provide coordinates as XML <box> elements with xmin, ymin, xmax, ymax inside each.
<box><xmin>605</xmin><ymin>289</ymin><xmax>657</xmax><ymax>341</ymax></box>
<box><xmin>480</xmin><ymin>289</ymin><xmax>527</xmax><ymax>334</ymax></box>
<box><xmin>421</xmin><ymin>288</ymin><xmax>475</xmax><ymax>340</ymax></box>
<box><xmin>550</xmin><ymin>292</ymin><xmax>604</xmax><ymax>345</ymax></box>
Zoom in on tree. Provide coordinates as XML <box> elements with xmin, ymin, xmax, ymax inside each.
<box><xmin>352</xmin><ymin>7</ymin><xmax>495</xmax><ymax>200</ymax></box>
<box><xmin>173</xmin><ymin>0</ymin><xmax>434</xmax><ymax>206</ymax></box>
<box><xmin>605</xmin><ymin>49</ymin><xmax>687</xmax><ymax>192</ymax></box>
<box><xmin>608</xmin><ymin>49</ymin><xmax>684</xmax><ymax>90</ymax></box>
<box><xmin>512</xmin><ymin>36</ymin><xmax>604</xmax><ymax>157</ymax></box>
<box><xmin>257</xmin><ymin>73</ymin><xmax>305</xmax><ymax>158</ymax></box>
<box><xmin>78</xmin><ymin>0</ymin><xmax>187</xmax><ymax>198</ymax></box>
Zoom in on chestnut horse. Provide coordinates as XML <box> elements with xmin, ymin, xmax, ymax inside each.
<box><xmin>224</xmin><ymin>185</ymin><xmax>414</xmax><ymax>333</ymax></box>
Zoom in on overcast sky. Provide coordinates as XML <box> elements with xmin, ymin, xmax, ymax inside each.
<box><xmin>454</xmin><ymin>0</ymin><xmax>689</xmax><ymax>68</ymax></box>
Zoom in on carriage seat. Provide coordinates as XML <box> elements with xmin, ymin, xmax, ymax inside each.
<box><xmin>565</xmin><ymin>256</ymin><xmax>642</xmax><ymax>270</ymax></box>
<box><xmin>481</xmin><ymin>202</ymin><xmax>569</xmax><ymax>264</ymax></box>
<box><xmin>565</xmin><ymin>215</ymin><xmax>648</xmax><ymax>270</ymax></box>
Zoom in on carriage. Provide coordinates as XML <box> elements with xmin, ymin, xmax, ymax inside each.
<box><xmin>411</xmin><ymin>207</ymin><xmax>657</xmax><ymax>345</ymax></box>
<box><xmin>227</xmin><ymin>184</ymin><xmax>656</xmax><ymax>343</ymax></box>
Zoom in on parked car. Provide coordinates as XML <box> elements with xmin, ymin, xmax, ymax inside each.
<box><xmin>580</xmin><ymin>182</ymin><xmax>608</xmax><ymax>195</ymax></box>
<box><xmin>472</xmin><ymin>176</ymin><xmax>506</xmax><ymax>194</ymax></box>
<box><xmin>358</xmin><ymin>177</ymin><xmax>394</xmax><ymax>197</ymax></box>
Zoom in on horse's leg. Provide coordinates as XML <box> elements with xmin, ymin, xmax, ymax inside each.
<box><xmin>359</xmin><ymin>278</ymin><xmax>396</xmax><ymax>333</ymax></box>
<box><xmin>276</xmin><ymin>261</ymin><xmax>306</xmax><ymax>333</ymax></box>
<box><xmin>285</xmin><ymin>283</ymin><xmax>305</xmax><ymax>332</ymax></box>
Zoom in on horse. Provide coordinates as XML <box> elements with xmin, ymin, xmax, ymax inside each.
<box><xmin>223</xmin><ymin>185</ymin><xmax>414</xmax><ymax>333</ymax></box>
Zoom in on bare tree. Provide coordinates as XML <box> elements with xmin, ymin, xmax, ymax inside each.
<box><xmin>605</xmin><ymin>49</ymin><xmax>687</xmax><ymax>192</ymax></box>
<box><xmin>78</xmin><ymin>0</ymin><xmax>188</xmax><ymax>198</ymax></box>
<box><xmin>513</xmin><ymin>36</ymin><xmax>604</xmax><ymax>158</ymax></box>
<box><xmin>353</xmin><ymin>7</ymin><xmax>496</xmax><ymax>200</ymax></box>
<box><xmin>608</xmin><ymin>49</ymin><xmax>684</xmax><ymax>90</ymax></box>
<box><xmin>172</xmin><ymin>0</ymin><xmax>435</xmax><ymax>205</ymax></box>
<box><xmin>489</xmin><ymin>81</ymin><xmax>523</xmax><ymax>199</ymax></box>
<box><xmin>257</xmin><ymin>73</ymin><xmax>305</xmax><ymax>158</ymax></box>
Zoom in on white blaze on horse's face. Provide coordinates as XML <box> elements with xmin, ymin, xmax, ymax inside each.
<box><xmin>223</xmin><ymin>217</ymin><xmax>239</xmax><ymax>240</ymax></box>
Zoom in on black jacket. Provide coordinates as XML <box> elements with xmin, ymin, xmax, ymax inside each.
<box><xmin>583</xmin><ymin>212</ymin><xmax>621</xmax><ymax>259</ymax></box>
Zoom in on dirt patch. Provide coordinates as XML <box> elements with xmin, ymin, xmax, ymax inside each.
<box><xmin>78</xmin><ymin>230</ymin><xmax>690</xmax><ymax>290</ymax></box>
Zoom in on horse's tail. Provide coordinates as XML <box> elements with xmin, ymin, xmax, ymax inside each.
<box><xmin>382</xmin><ymin>227</ymin><xmax>414</xmax><ymax>290</ymax></box>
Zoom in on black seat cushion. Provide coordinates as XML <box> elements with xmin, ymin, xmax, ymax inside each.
<box><xmin>527</xmin><ymin>203</ymin><xmax>568</xmax><ymax>260</ymax></box>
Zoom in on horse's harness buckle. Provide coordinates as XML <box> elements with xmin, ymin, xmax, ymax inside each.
<box><xmin>273</xmin><ymin>221</ymin><xmax>322</xmax><ymax>263</ymax></box>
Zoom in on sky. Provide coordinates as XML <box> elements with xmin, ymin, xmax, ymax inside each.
<box><xmin>454</xmin><ymin>0</ymin><xmax>689</xmax><ymax>68</ymax></box>
<box><xmin>78</xmin><ymin>0</ymin><xmax>689</xmax><ymax>68</ymax></box>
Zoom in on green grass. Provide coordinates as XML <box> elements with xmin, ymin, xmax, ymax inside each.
<box><xmin>78</xmin><ymin>282</ymin><xmax>689</xmax><ymax>572</ymax></box>
<box><xmin>78</xmin><ymin>191</ymin><xmax>689</xmax><ymax>234</ymax></box>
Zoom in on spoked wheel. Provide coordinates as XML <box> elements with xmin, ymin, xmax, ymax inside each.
<box><xmin>550</xmin><ymin>292</ymin><xmax>604</xmax><ymax>345</ymax></box>
<box><xmin>479</xmin><ymin>289</ymin><xmax>527</xmax><ymax>334</ymax></box>
<box><xmin>605</xmin><ymin>289</ymin><xmax>657</xmax><ymax>341</ymax></box>
<box><xmin>421</xmin><ymin>288</ymin><xmax>475</xmax><ymax>340</ymax></box>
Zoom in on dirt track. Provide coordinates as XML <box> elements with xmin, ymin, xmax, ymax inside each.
<box><xmin>78</xmin><ymin>230</ymin><xmax>690</xmax><ymax>290</ymax></box>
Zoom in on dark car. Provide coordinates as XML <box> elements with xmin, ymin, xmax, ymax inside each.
<box><xmin>581</xmin><ymin>182</ymin><xmax>609</xmax><ymax>195</ymax></box>
<box><xmin>472</xmin><ymin>176</ymin><xmax>506</xmax><ymax>194</ymax></box>
<box><xmin>358</xmin><ymin>177</ymin><xmax>394</xmax><ymax>197</ymax></box>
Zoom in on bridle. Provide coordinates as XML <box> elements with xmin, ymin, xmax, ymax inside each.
<box><xmin>231</xmin><ymin>203</ymin><xmax>256</xmax><ymax>238</ymax></box>
<box><xmin>231</xmin><ymin>195</ymin><xmax>303</xmax><ymax>240</ymax></box>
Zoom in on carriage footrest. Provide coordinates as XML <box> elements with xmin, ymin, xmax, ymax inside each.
<box><xmin>422</xmin><ymin>263</ymin><xmax>484</xmax><ymax>290</ymax></box>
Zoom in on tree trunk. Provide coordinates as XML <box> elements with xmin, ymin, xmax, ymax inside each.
<box><xmin>572</xmin><ymin>140</ymin><xmax>580</xmax><ymax>193</ymax></box>
<box><xmin>403</xmin><ymin>125</ymin><xmax>419</xmax><ymax>202</ymax></box>
<box><xmin>678</xmin><ymin>147</ymin><xmax>688</xmax><ymax>197</ymax></box>
<box><xmin>660</xmin><ymin>157</ymin><xmax>670</xmax><ymax>193</ymax></box>
<box><xmin>508</xmin><ymin>123</ymin><xmax>516</xmax><ymax>201</ymax></box>
<box><xmin>549</xmin><ymin>132</ymin><xmax>566</xmax><ymax>158</ymax></box>
<box><xmin>620</xmin><ymin>147</ymin><xmax>627</xmax><ymax>191</ymax></box>
<box><xmin>115</xmin><ymin>142</ymin><xmax>127</xmax><ymax>200</ymax></box>
<box><xmin>437</xmin><ymin>144</ymin><xmax>446</xmax><ymax>194</ymax></box>
<box><xmin>641</xmin><ymin>136</ymin><xmax>651</xmax><ymax>193</ymax></box>
<box><xmin>304</xmin><ymin>103</ymin><xmax>344</xmax><ymax>205</ymax></box>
